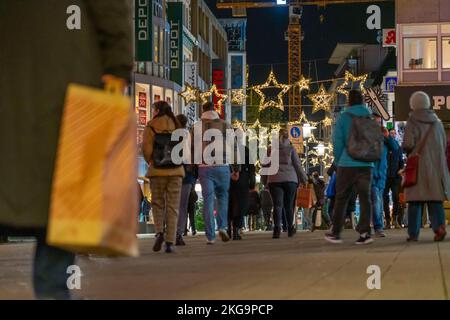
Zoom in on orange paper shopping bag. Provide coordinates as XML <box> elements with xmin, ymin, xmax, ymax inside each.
<box><xmin>47</xmin><ymin>83</ymin><xmax>139</xmax><ymax>257</ymax></box>
<box><xmin>297</xmin><ymin>187</ymin><xmax>313</xmax><ymax>209</ymax></box>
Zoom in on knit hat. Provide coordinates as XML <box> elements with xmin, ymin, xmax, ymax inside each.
<box><xmin>410</xmin><ymin>91</ymin><xmax>431</xmax><ymax>110</ymax></box>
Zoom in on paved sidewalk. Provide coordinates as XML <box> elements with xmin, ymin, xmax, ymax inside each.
<box><xmin>0</xmin><ymin>229</ymin><xmax>448</xmax><ymax>300</ymax></box>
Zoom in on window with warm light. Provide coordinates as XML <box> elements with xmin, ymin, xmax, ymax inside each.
<box><xmin>400</xmin><ymin>23</ymin><xmax>450</xmax><ymax>82</ymax></box>
<box><xmin>443</xmin><ymin>37</ymin><xmax>450</xmax><ymax>69</ymax></box>
<box><xmin>403</xmin><ymin>37</ymin><xmax>437</xmax><ymax>70</ymax></box>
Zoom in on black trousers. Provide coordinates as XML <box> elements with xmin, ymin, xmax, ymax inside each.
<box><xmin>228</xmin><ymin>189</ymin><xmax>248</xmax><ymax>231</ymax></box>
<box><xmin>269</xmin><ymin>182</ymin><xmax>298</xmax><ymax>231</ymax></box>
<box><xmin>383</xmin><ymin>177</ymin><xmax>402</xmax><ymax>226</ymax></box>
<box><xmin>331</xmin><ymin>167</ymin><xmax>373</xmax><ymax>236</ymax></box>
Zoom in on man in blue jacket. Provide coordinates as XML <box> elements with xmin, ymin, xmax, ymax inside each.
<box><xmin>383</xmin><ymin>129</ymin><xmax>405</xmax><ymax>229</ymax></box>
<box><xmin>325</xmin><ymin>90</ymin><xmax>375</xmax><ymax>245</ymax></box>
<box><xmin>371</xmin><ymin>113</ymin><xmax>399</xmax><ymax>238</ymax></box>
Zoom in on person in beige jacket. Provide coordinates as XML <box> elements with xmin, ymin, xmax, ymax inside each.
<box><xmin>143</xmin><ymin>101</ymin><xmax>184</xmax><ymax>253</ymax></box>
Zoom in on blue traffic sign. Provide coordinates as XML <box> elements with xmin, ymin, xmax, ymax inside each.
<box><xmin>290</xmin><ymin>126</ymin><xmax>301</xmax><ymax>139</ymax></box>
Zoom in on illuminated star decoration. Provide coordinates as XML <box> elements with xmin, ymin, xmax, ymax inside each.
<box><xmin>179</xmin><ymin>84</ymin><xmax>200</xmax><ymax>104</ymax></box>
<box><xmin>336</xmin><ymin>71</ymin><xmax>368</xmax><ymax>97</ymax></box>
<box><xmin>308</xmin><ymin>84</ymin><xmax>334</xmax><ymax>114</ymax></box>
<box><xmin>231</xmin><ymin>89</ymin><xmax>247</xmax><ymax>105</ymax></box>
<box><xmin>200</xmin><ymin>84</ymin><xmax>228</xmax><ymax>112</ymax></box>
<box><xmin>322</xmin><ymin>117</ymin><xmax>333</xmax><ymax>127</ymax></box>
<box><xmin>295</xmin><ymin>76</ymin><xmax>311</xmax><ymax>92</ymax></box>
<box><xmin>310</xmin><ymin>158</ymin><xmax>320</xmax><ymax>167</ymax></box>
<box><xmin>253</xmin><ymin>70</ymin><xmax>291</xmax><ymax>111</ymax></box>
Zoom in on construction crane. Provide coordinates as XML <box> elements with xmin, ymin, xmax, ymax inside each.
<box><xmin>217</xmin><ymin>0</ymin><xmax>394</xmax><ymax>121</ymax></box>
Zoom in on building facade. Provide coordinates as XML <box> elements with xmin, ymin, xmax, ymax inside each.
<box><xmin>133</xmin><ymin>0</ymin><xmax>229</xmax><ymax>176</ymax></box>
<box><xmin>220</xmin><ymin>18</ymin><xmax>247</xmax><ymax>123</ymax></box>
<box><xmin>395</xmin><ymin>0</ymin><xmax>450</xmax><ymax>129</ymax></box>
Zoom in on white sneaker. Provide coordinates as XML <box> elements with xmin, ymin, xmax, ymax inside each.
<box><xmin>206</xmin><ymin>240</ymin><xmax>215</xmax><ymax>245</ymax></box>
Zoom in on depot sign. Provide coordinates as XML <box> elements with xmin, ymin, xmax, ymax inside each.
<box><xmin>135</xmin><ymin>0</ymin><xmax>152</xmax><ymax>61</ymax></box>
<box><xmin>168</xmin><ymin>2</ymin><xmax>184</xmax><ymax>86</ymax></box>
<box><xmin>395</xmin><ymin>85</ymin><xmax>450</xmax><ymax>121</ymax></box>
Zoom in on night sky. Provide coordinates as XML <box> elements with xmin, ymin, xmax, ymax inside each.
<box><xmin>205</xmin><ymin>0</ymin><xmax>395</xmax><ymax>88</ymax></box>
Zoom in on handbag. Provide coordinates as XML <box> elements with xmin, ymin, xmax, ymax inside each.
<box><xmin>403</xmin><ymin>124</ymin><xmax>434</xmax><ymax>188</ymax></box>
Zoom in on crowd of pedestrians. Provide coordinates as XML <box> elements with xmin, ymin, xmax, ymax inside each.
<box><xmin>141</xmin><ymin>90</ymin><xmax>449</xmax><ymax>253</ymax></box>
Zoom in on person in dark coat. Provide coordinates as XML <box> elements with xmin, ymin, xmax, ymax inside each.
<box><xmin>383</xmin><ymin>128</ymin><xmax>405</xmax><ymax>229</ymax></box>
<box><xmin>0</xmin><ymin>1</ymin><xmax>133</xmax><ymax>299</ymax></box>
<box><xmin>228</xmin><ymin>146</ymin><xmax>256</xmax><ymax>240</ymax></box>
<box><xmin>260</xmin><ymin>186</ymin><xmax>274</xmax><ymax>231</ymax></box>
<box><xmin>248</xmin><ymin>187</ymin><xmax>262</xmax><ymax>231</ymax></box>
<box><xmin>311</xmin><ymin>172</ymin><xmax>330</xmax><ymax>230</ymax></box>
<box><xmin>187</xmin><ymin>185</ymin><xmax>198</xmax><ymax>236</ymax></box>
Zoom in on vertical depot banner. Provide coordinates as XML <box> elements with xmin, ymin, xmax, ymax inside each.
<box><xmin>168</xmin><ymin>2</ymin><xmax>184</xmax><ymax>86</ymax></box>
<box><xmin>135</xmin><ymin>0</ymin><xmax>152</xmax><ymax>61</ymax></box>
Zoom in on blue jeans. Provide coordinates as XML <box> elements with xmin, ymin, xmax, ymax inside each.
<box><xmin>371</xmin><ymin>186</ymin><xmax>384</xmax><ymax>232</ymax></box>
<box><xmin>408</xmin><ymin>202</ymin><xmax>446</xmax><ymax>239</ymax></box>
<box><xmin>199</xmin><ymin>166</ymin><xmax>231</xmax><ymax>241</ymax></box>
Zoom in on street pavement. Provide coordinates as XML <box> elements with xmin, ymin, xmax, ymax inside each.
<box><xmin>0</xmin><ymin>229</ymin><xmax>449</xmax><ymax>300</ymax></box>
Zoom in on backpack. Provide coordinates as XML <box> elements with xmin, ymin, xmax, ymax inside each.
<box><xmin>150</xmin><ymin>127</ymin><xmax>182</xmax><ymax>169</ymax></box>
<box><xmin>346</xmin><ymin>114</ymin><xmax>383</xmax><ymax>162</ymax></box>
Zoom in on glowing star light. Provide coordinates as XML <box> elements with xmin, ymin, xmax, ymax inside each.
<box><xmin>336</xmin><ymin>71</ymin><xmax>368</xmax><ymax>97</ymax></box>
<box><xmin>200</xmin><ymin>84</ymin><xmax>228</xmax><ymax>112</ymax></box>
<box><xmin>322</xmin><ymin>117</ymin><xmax>333</xmax><ymax>127</ymax></box>
<box><xmin>295</xmin><ymin>76</ymin><xmax>311</xmax><ymax>92</ymax></box>
<box><xmin>308</xmin><ymin>84</ymin><xmax>334</xmax><ymax>114</ymax></box>
<box><xmin>231</xmin><ymin>89</ymin><xmax>247</xmax><ymax>105</ymax></box>
<box><xmin>253</xmin><ymin>70</ymin><xmax>291</xmax><ymax>111</ymax></box>
<box><xmin>179</xmin><ymin>84</ymin><xmax>199</xmax><ymax>104</ymax></box>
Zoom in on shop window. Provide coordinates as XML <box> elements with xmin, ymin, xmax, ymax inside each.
<box><xmin>403</xmin><ymin>37</ymin><xmax>437</xmax><ymax>69</ymax></box>
<box><xmin>443</xmin><ymin>37</ymin><xmax>450</xmax><ymax>69</ymax></box>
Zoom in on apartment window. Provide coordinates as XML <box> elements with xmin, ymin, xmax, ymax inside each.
<box><xmin>443</xmin><ymin>37</ymin><xmax>450</xmax><ymax>69</ymax></box>
<box><xmin>400</xmin><ymin>23</ymin><xmax>450</xmax><ymax>82</ymax></box>
<box><xmin>442</xmin><ymin>24</ymin><xmax>450</xmax><ymax>34</ymax></box>
<box><xmin>403</xmin><ymin>37</ymin><xmax>437</xmax><ymax>69</ymax></box>
<box><xmin>403</xmin><ymin>25</ymin><xmax>437</xmax><ymax>35</ymax></box>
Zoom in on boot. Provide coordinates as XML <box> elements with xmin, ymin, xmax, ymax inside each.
<box><xmin>434</xmin><ymin>225</ymin><xmax>447</xmax><ymax>242</ymax></box>
<box><xmin>153</xmin><ymin>233</ymin><xmax>164</xmax><ymax>252</ymax></box>
<box><xmin>288</xmin><ymin>225</ymin><xmax>296</xmax><ymax>237</ymax></box>
<box><xmin>176</xmin><ymin>234</ymin><xmax>186</xmax><ymax>246</ymax></box>
<box><xmin>233</xmin><ymin>227</ymin><xmax>242</xmax><ymax>240</ymax></box>
<box><xmin>272</xmin><ymin>227</ymin><xmax>281</xmax><ymax>239</ymax></box>
<box><xmin>165</xmin><ymin>242</ymin><xmax>174</xmax><ymax>253</ymax></box>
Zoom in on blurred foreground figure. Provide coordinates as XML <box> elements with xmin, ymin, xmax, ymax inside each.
<box><xmin>402</xmin><ymin>91</ymin><xmax>450</xmax><ymax>242</ymax></box>
<box><xmin>0</xmin><ymin>1</ymin><xmax>132</xmax><ymax>299</ymax></box>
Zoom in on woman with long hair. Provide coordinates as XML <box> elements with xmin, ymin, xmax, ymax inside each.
<box><xmin>143</xmin><ymin>101</ymin><xmax>184</xmax><ymax>253</ymax></box>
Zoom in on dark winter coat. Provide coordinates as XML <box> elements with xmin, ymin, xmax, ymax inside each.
<box><xmin>0</xmin><ymin>1</ymin><xmax>133</xmax><ymax>228</ymax></box>
<box><xmin>386</xmin><ymin>139</ymin><xmax>404</xmax><ymax>179</ymax></box>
